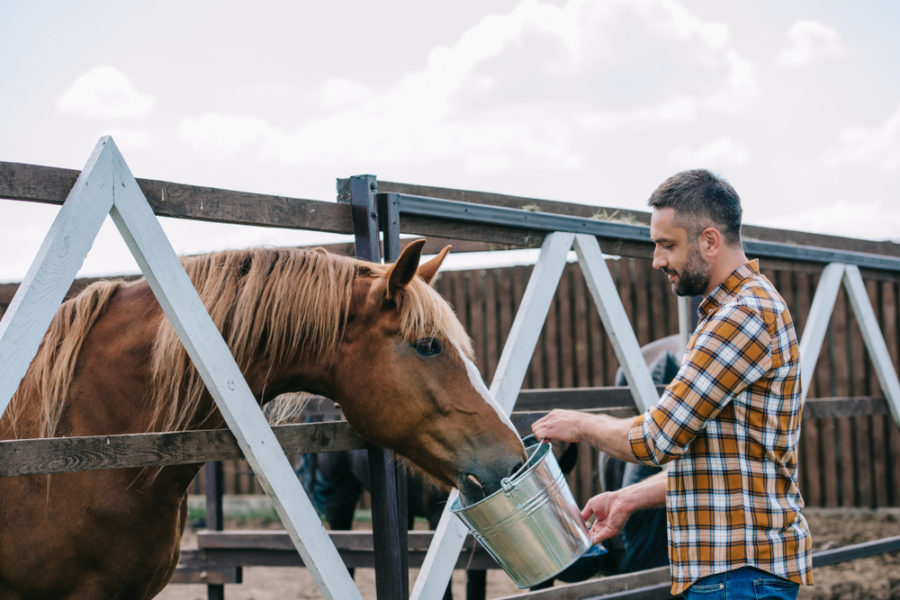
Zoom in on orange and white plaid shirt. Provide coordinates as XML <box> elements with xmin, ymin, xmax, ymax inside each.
<box><xmin>629</xmin><ymin>260</ymin><xmax>813</xmax><ymax>595</ymax></box>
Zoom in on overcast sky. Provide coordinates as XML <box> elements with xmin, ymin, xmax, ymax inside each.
<box><xmin>1</xmin><ymin>0</ymin><xmax>899</xmax><ymax>282</ymax></box>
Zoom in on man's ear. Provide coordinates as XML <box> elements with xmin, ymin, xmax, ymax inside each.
<box><xmin>698</xmin><ymin>226</ymin><xmax>722</xmax><ymax>258</ymax></box>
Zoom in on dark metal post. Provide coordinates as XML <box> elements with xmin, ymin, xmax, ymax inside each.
<box><xmin>348</xmin><ymin>176</ymin><xmax>409</xmax><ymax>600</ymax></box>
<box><xmin>204</xmin><ymin>461</ymin><xmax>225</xmax><ymax>600</ymax></box>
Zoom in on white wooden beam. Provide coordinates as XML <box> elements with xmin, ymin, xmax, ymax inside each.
<box><xmin>798</xmin><ymin>263</ymin><xmax>845</xmax><ymax>402</ymax></box>
<box><xmin>573</xmin><ymin>234</ymin><xmax>658</xmax><ymax>412</ymax></box>
<box><xmin>411</xmin><ymin>232</ymin><xmax>575</xmax><ymax>600</ymax></box>
<box><xmin>490</xmin><ymin>232</ymin><xmax>576</xmax><ymax>412</ymax></box>
<box><xmin>841</xmin><ymin>265</ymin><xmax>900</xmax><ymax>425</ymax></box>
<box><xmin>104</xmin><ymin>139</ymin><xmax>361</xmax><ymax>599</ymax></box>
<box><xmin>0</xmin><ymin>140</ymin><xmax>114</xmax><ymax>417</ymax></box>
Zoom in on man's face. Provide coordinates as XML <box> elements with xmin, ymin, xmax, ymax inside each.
<box><xmin>649</xmin><ymin>207</ymin><xmax>712</xmax><ymax>297</ymax></box>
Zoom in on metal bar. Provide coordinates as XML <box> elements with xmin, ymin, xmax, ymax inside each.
<box><xmin>349</xmin><ymin>175</ymin><xmax>380</xmax><ymax>260</ymax></box>
<box><xmin>811</xmin><ymin>534</ymin><xmax>900</xmax><ymax>568</ymax></box>
<box><xmin>377</xmin><ymin>187</ymin><xmax>410</xmax><ymax>597</ymax></box>
<box><xmin>351</xmin><ymin>176</ymin><xmax>409</xmax><ymax>600</ymax></box>
<box><xmin>379</xmin><ymin>192</ymin><xmax>402</xmax><ymax>262</ymax></box>
<box><xmin>204</xmin><ymin>461</ymin><xmax>226</xmax><ymax>600</ymax></box>
<box><xmin>391</xmin><ymin>193</ymin><xmax>900</xmax><ymax>272</ymax></box>
<box><xmin>393</xmin><ymin>193</ymin><xmax>650</xmax><ymax>243</ymax></box>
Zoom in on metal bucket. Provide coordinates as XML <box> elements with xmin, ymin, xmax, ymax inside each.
<box><xmin>450</xmin><ymin>436</ymin><xmax>591</xmax><ymax>588</ymax></box>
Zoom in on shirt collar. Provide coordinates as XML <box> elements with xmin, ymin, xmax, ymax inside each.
<box><xmin>697</xmin><ymin>259</ymin><xmax>760</xmax><ymax>318</ymax></box>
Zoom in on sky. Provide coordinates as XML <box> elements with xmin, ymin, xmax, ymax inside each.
<box><xmin>1</xmin><ymin>0</ymin><xmax>899</xmax><ymax>283</ymax></box>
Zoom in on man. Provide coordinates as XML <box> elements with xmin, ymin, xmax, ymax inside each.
<box><xmin>532</xmin><ymin>170</ymin><xmax>812</xmax><ymax>598</ymax></box>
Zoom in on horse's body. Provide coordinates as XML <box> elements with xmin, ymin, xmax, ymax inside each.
<box><xmin>0</xmin><ymin>240</ymin><xmax>525</xmax><ymax>599</ymax></box>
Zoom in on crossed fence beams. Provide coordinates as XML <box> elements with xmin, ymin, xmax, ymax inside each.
<box><xmin>0</xmin><ymin>138</ymin><xmax>362</xmax><ymax>600</ymax></box>
<box><xmin>1</xmin><ymin>139</ymin><xmax>898</xmax><ymax>600</ymax></box>
<box><xmin>392</xmin><ymin>191</ymin><xmax>900</xmax><ymax>599</ymax></box>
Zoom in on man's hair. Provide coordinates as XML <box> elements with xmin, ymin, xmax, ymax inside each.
<box><xmin>648</xmin><ymin>169</ymin><xmax>742</xmax><ymax>246</ymax></box>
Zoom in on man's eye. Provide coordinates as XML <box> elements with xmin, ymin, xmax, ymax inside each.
<box><xmin>413</xmin><ymin>338</ymin><xmax>442</xmax><ymax>356</ymax></box>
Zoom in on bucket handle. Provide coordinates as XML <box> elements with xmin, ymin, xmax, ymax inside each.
<box><xmin>501</xmin><ymin>437</ymin><xmax>550</xmax><ymax>494</ymax></box>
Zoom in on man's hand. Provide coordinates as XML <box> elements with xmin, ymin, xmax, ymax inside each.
<box><xmin>581</xmin><ymin>470</ymin><xmax>668</xmax><ymax>543</ymax></box>
<box><xmin>531</xmin><ymin>409</ymin><xmax>586</xmax><ymax>443</ymax></box>
<box><xmin>581</xmin><ymin>491</ymin><xmax>631</xmax><ymax>543</ymax></box>
<box><xmin>532</xmin><ymin>408</ymin><xmax>637</xmax><ymax>462</ymax></box>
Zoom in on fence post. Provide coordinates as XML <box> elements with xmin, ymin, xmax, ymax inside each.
<box><xmin>348</xmin><ymin>175</ymin><xmax>410</xmax><ymax>600</ymax></box>
<box><xmin>204</xmin><ymin>461</ymin><xmax>226</xmax><ymax>600</ymax></box>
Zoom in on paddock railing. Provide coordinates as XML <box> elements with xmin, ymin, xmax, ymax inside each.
<box><xmin>2</xmin><ymin>145</ymin><xmax>900</xmax><ymax>600</ymax></box>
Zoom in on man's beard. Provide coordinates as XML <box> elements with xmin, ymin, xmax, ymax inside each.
<box><xmin>666</xmin><ymin>245</ymin><xmax>711</xmax><ymax>297</ymax></box>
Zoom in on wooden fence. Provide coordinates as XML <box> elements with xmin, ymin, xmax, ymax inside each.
<box><xmin>6</xmin><ymin>253</ymin><xmax>897</xmax><ymax>509</ymax></box>
<box><xmin>2</xmin><ymin>158</ymin><xmax>899</xmax><ymax>599</ymax></box>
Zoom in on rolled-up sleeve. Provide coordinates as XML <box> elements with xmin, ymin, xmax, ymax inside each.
<box><xmin>630</xmin><ymin>303</ymin><xmax>772</xmax><ymax>466</ymax></box>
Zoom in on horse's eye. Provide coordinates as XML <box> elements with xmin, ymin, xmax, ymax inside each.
<box><xmin>413</xmin><ymin>338</ymin><xmax>442</xmax><ymax>356</ymax></box>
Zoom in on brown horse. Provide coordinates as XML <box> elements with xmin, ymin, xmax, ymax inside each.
<box><xmin>0</xmin><ymin>239</ymin><xmax>526</xmax><ymax>599</ymax></box>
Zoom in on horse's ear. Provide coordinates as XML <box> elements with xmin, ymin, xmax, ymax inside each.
<box><xmin>386</xmin><ymin>239</ymin><xmax>426</xmax><ymax>298</ymax></box>
<box><xmin>417</xmin><ymin>245</ymin><xmax>451</xmax><ymax>285</ymax></box>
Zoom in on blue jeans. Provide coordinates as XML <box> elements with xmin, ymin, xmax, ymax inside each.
<box><xmin>682</xmin><ymin>566</ymin><xmax>799</xmax><ymax>600</ymax></box>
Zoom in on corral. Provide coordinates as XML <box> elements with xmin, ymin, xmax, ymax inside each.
<box><xmin>1</xmin><ymin>139</ymin><xmax>899</xmax><ymax>599</ymax></box>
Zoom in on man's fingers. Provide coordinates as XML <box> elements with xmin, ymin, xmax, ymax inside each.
<box><xmin>589</xmin><ymin>523</ymin><xmax>617</xmax><ymax>543</ymax></box>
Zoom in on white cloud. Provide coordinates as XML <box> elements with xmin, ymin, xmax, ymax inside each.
<box><xmin>758</xmin><ymin>198</ymin><xmax>900</xmax><ymax>242</ymax></box>
<box><xmin>776</xmin><ymin>20</ymin><xmax>845</xmax><ymax>67</ymax></box>
<box><xmin>823</xmin><ymin>103</ymin><xmax>900</xmax><ymax>173</ymax></box>
<box><xmin>317</xmin><ymin>78</ymin><xmax>372</xmax><ymax>110</ymax></box>
<box><xmin>175</xmin><ymin>0</ymin><xmax>756</xmax><ymax>172</ymax></box>
<box><xmin>178</xmin><ymin>113</ymin><xmax>276</xmax><ymax>155</ymax></box>
<box><xmin>58</xmin><ymin>65</ymin><xmax>155</xmax><ymax>119</ymax></box>
<box><xmin>666</xmin><ymin>137</ymin><xmax>751</xmax><ymax>168</ymax></box>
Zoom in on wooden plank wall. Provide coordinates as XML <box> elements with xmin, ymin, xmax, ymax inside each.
<box><xmin>3</xmin><ymin>256</ymin><xmax>899</xmax><ymax>508</ymax></box>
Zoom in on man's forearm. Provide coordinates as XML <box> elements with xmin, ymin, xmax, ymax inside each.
<box><xmin>579</xmin><ymin>412</ymin><xmax>638</xmax><ymax>463</ymax></box>
<box><xmin>531</xmin><ymin>409</ymin><xmax>640</xmax><ymax>463</ymax></box>
<box><xmin>616</xmin><ymin>469</ymin><xmax>667</xmax><ymax>511</ymax></box>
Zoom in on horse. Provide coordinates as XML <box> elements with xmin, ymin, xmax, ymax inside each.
<box><xmin>0</xmin><ymin>239</ymin><xmax>526</xmax><ymax>599</ymax></box>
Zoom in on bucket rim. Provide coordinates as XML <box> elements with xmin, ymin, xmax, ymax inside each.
<box><xmin>450</xmin><ymin>436</ymin><xmax>551</xmax><ymax>514</ymax></box>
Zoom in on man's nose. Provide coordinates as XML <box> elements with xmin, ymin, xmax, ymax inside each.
<box><xmin>652</xmin><ymin>248</ymin><xmax>665</xmax><ymax>270</ymax></box>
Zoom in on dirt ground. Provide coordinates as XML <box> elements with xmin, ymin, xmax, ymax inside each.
<box><xmin>156</xmin><ymin>508</ymin><xmax>900</xmax><ymax>600</ymax></box>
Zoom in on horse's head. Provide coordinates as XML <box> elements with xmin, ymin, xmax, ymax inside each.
<box><xmin>332</xmin><ymin>240</ymin><xmax>526</xmax><ymax>504</ymax></box>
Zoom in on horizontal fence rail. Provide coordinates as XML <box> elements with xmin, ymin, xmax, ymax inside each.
<box><xmin>1</xmin><ymin>394</ymin><xmax>891</xmax><ymax>478</ymax></box>
<box><xmin>2</xmin><ymin>160</ymin><xmax>900</xmax><ymax>600</ymax></box>
<box><xmin>389</xmin><ymin>192</ymin><xmax>900</xmax><ymax>272</ymax></box>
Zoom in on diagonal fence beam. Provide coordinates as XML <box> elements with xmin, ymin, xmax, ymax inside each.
<box><xmin>414</xmin><ymin>233</ymin><xmax>666</xmax><ymax>599</ymax></box>
<box><xmin>573</xmin><ymin>234</ymin><xmax>658</xmax><ymax>412</ymax></box>
<box><xmin>799</xmin><ymin>263</ymin><xmax>846</xmax><ymax>401</ymax></box>
<box><xmin>412</xmin><ymin>232</ymin><xmax>574</xmax><ymax>600</ymax></box>
<box><xmin>841</xmin><ymin>265</ymin><xmax>900</xmax><ymax>425</ymax></box>
<box><xmin>0</xmin><ymin>141</ymin><xmax>114</xmax><ymax>417</ymax></box>
<box><xmin>1</xmin><ymin>137</ymin><xmax>361</xmax><ymax>600</ymax></box>
<box><xmin>105</xmin><ymin>139</ymin><xmax>361</xmax><ymax>600</ymax></box>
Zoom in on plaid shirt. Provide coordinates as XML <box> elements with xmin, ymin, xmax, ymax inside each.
<box><xmin>629</xmin><ymin>260</ymin><xmax>812</xmax><ymax>595</ymax></box>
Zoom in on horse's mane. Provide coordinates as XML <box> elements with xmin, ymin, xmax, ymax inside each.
<box><xmin>9</xmin><ymin>246</ymin><xmax>472</xmax><ymax>437</ymax></box>
<box><xmin>6</xmin><ymin>280</ymin><xmax>125</xmax><ymax>438</ymax></box>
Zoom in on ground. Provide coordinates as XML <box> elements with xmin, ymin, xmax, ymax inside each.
<box><xmin>156</xmin><ymin>508</ymin><xmax>900</xmax><ymax>600</ymax></box>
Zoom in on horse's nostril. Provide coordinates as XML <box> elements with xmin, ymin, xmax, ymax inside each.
<box><xmin>507</xmin><ymin>461</ymin><xmax>524</xmax><ymax>479</ymax></box>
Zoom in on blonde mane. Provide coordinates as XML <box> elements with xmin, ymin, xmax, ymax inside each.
<box><xmin>6</xmin><ymin>280</ymin><xmax>124</xmax><ymax>438</ymax></box>
<box><xmin>8</xmin><ymin>245</ymin><xmax>474</xmax><ymax>438</ymax></box>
